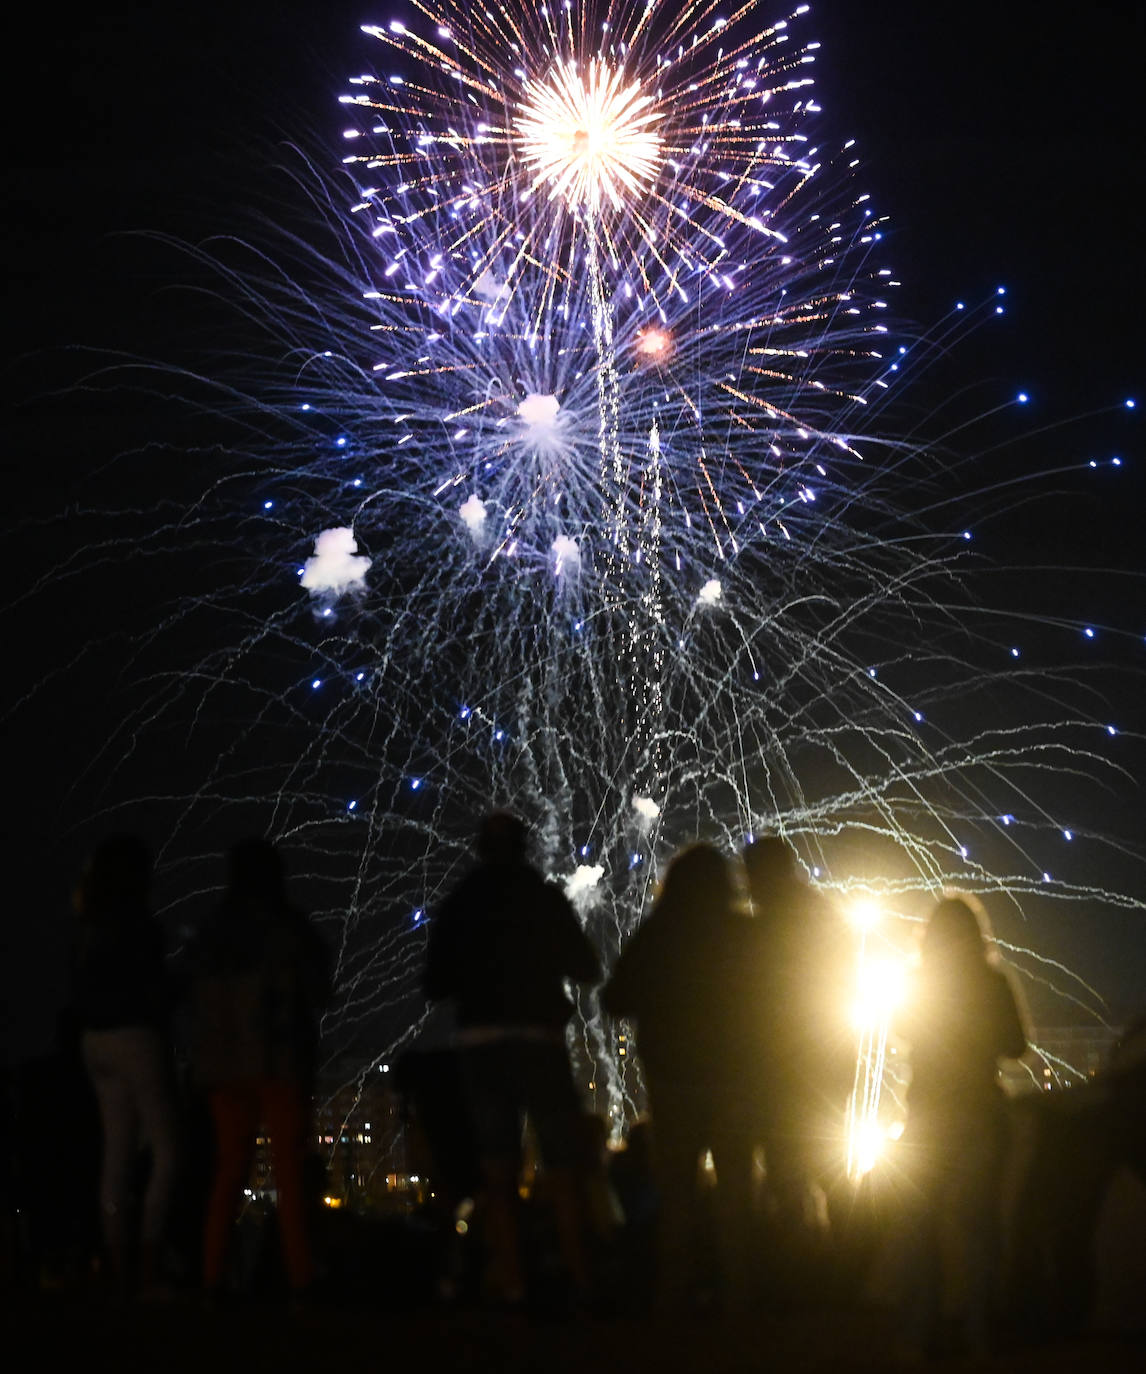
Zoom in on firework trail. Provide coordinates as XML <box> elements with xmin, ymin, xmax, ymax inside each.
<box><xmin>27</xmin><ymin>0</ymin><xmax>1143</xmax><ymax>1136</ymax></box>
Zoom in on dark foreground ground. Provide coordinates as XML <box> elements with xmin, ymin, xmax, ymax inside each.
<box><xmin>6</xmin><ymin>1292</ymin><xmax>1143</xmax><ymax>1374</ymax></box>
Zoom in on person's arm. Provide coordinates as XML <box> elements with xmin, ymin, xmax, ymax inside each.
<box><xmin>551</xmin><ymin>888</ymin><xmax>602</xmax><ymax>985</ymax></box>
<box><xmin>600</xmin><ymin>926</ymin><xmax>649</xmax><ymax>1016</ymax></box>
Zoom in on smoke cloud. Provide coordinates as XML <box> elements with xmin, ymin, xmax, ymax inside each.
<box><xmin>300</xmin><ymin>527</ymin><xmax>372</xmax><ymax>596</ymax></box>
<box><xmin>552</xmin><ymin>534</ymin><xmax>580</xmax><ymax>575</ymax></box>
<box><xmin>459</xmin><ymin>494</ymin><xmax>488</xmax><ymax>540</ymax></box>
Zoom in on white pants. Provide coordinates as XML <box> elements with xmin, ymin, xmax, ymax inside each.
<box><xmin>81</xmin><ymin>1026</ymin><xmax>178</xmax><ymax>1252</ymax></box>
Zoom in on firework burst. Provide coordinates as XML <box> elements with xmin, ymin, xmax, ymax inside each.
<box><xmin>348</xmin><ymin>0</ymin><xmax>827</xmax><ymax>316</ymax></box>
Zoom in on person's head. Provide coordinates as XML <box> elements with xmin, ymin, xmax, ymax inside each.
<box><xmin>476</xmin><ymin>811</ymin><xmax>529</xmax><ymax>867</ymax></box>
<box><xmin>624</xmin><ymin>1118</ymin><xmax>654</xmax><ymax>1173</ymax></box>
<box><xmin>742</xmin><ymin>836</ymin><xmax>799</xmax><ymax>906</ymax></box>
<box><xmin>78</xmin><ymin>833</ymin><xmax>152</xmax><ymax>922</ymax></box>
<box><xmin>657</xmin><ymin>842</ymin><xmax>736</xmax><ymax>917</ymax></box>
<box><xmin>920</xmin><ymin>893</ymin><xmax>992</xmax><ymax>969</ymax></box>
<box><xmin>226</xmin><ymin>836</ymin><xmax>286</xmax><ymax>905</ymax></box>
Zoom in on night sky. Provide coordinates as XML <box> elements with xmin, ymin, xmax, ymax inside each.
<box><xmin>5</xmin><ymin>1</ymin><xmax>1144</xmax><ymax>1061</ymax></box>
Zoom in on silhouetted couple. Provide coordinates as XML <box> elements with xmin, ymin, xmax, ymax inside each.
<box><xmin>603</xmin><ymin>838</ymin><xmax>847</xmax><ymax>1312</ymax></box>
<box><xmin>72</xmin><ymin>833</ymin><xmax>328</xmax><ymax>1300</ymax></box>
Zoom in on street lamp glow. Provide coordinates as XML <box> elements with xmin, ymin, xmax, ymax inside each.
<box><xmin>853</xmin><ymin>958</ymin><xmax>906</xmax><ymax>1030</ymax></box>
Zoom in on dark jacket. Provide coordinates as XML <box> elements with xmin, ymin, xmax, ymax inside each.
<box><xmin>187</xmin><ymin>898</ymin><xmax>330</xmax><ymax>1085</ymax></box>
<box><xmin>71</xmin><ymin>910</ymin><xmax>171</xmax><ymax>1034</ymax></box>
<box><xmin>602</xmin><ymin>901</ymin><xmax>768</xmax><ymax>1087</ymax></box>
<box><xmin>902</xmin><ymin>962</ymin><xmax>1026</xmax><ymax>1121</ymax></box>
<box><xmin>750</xmin><ymin>885</ymin><xmax>855</xmax><ymax>1114</ymax></box>
<box><xmin>425</xmin><ymin>862</ymin><xmax>600</xmax><ymax>1031</ymax></box>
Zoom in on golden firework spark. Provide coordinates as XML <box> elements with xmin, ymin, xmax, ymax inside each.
<box><xmin>514</xmin><ymin>59</ymin><xmax>664</xmax><ymax>213</ymax></box>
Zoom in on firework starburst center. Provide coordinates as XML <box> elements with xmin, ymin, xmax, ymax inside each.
<box><xmin>514</xmin><ymin>58</ymin><xmax>664</xmax><ymax>212</ymax></box>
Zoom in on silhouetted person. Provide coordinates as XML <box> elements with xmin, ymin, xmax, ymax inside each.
<box><xmin>187</xmin><ymin>837</ymin><xmax>330</xmax><ymax>1299</ymax></box>
<box><xmin>1006</xmin><ymin>1014</ymin><xmax>1146</xmax><ymax>1339</ymax></box>
<box><xmin>743</xmin><ymin>837</ymin><xmax>851</xmax><ymax>1233</ymax></box>
<box><xmin>896</xmin><ymin>893</ymin><xmax>1027</xmax><ymax>1357</ymax></box>
<box><xmin>70</xmin><ymin>833</ymin><xmax>178</xmax><ymax>1294</ymax></box>
<box><xmin>602</xmin><ymin>842</ymin><xmax>763</xmax><ymax>1312</ymax></box>
<box><xmin>424</xmin><ymin>811</ymin><xmax>601</xmax><ymax>1306</ymax></box>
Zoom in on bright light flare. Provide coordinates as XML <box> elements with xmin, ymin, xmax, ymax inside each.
<box><xmin>848</xmin><ymin>897</ymin><xmax>881</xmax><ymax>931</ymax></box>
<box><xmin>515</xmin><ymin>59</ymin><xmax>664</xmax><ymax>212</ymax></box>
<box><xmin>851</xmin><ymin>1121</ymin><xmax>886</xmax><ymax>1177</ymax></box>
<box><xmin>853</xmin><ymin>957</ymin><xmax>906</xmax><ymax>1029</ymax></box>
<box><xmin>847</xmin><ymin>943</ymin><xmax>906</xmax><ymax>1181</ymax></box>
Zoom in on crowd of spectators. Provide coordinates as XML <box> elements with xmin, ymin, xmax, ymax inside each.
<box><xmin>3</xmin><ymin>813</ymin><xmax>1143</xmax><ymax>1360</ymax></box>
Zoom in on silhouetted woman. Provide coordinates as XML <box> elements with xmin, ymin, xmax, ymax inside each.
<box><xmin>897</xmin><ymin>894</ymin><xmax>1027</xmax><ymax>1357</ymax></box>
<box><xmin>603</xmin><ymin>842</ymin><xmax>763</xmax><ymax>1311</ymax></box>
<box><xmin>189</xmin><ymin>838</ymin><xmax>329</xmax><ymax>1299</ymax></box>
<box><xmin>71</xmin><ymin>833</ymin><xmax>178</xmax><ymax>1293</ymax></box>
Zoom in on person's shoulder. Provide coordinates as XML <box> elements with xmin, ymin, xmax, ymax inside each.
<box><xmin>796</xmin><ymin>883</ymin><xmax>836</xmax><ymax>924</ymax></box>
<box><xmin>190</xmin><ymin>901</ymin><xmax>247</xmax><ymax>965</ymax></box>
<box><xmin>536</xmin><ymin>870</ymin><xmax>574</xmax><ymax>907</ymax></box>
<box><xmin>624</xmin><ymin>903</ymin><xmax>667</xmax><ymax>949</ymax></box>
<box><xmin>987</xmin><ymin>962</ymin><xmax>1020</xmax><ymax>1002</ymax></box>
<box><xmin>717</xmin><ymin>907</ymin><xmax>755</xmax><ymax>937</ymax></box>
<box><xmin>720</xmin><ymin>909</ymin><xmax>770</xmax><ymax>967</ymax></box>
<box><xmin>431</xmin><ymin>866</ymin><xmax>491</xmax><ymax>937</ymax></box>
<box><xmin>444</xmin><ymin>864</ymin><xmax>488</xmax><ymax>901</ymax></box>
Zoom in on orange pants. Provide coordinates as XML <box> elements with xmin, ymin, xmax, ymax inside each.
<box><xmin>203</xmin><ymin>1077</ymin><xmax>313</xmax><ymax>1292</ymax></box>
